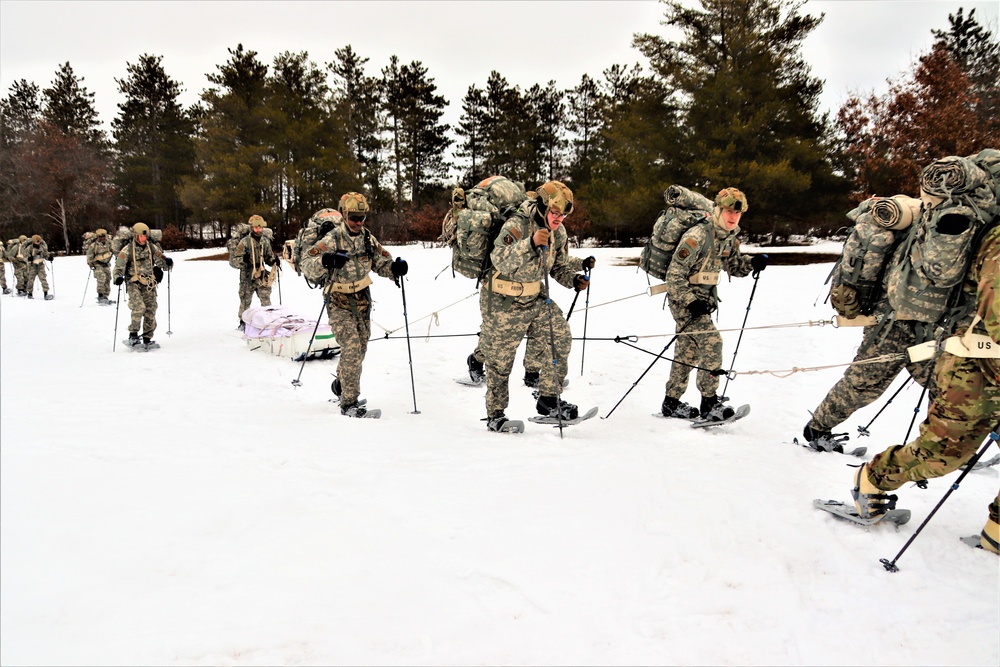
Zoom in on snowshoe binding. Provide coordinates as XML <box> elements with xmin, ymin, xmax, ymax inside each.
<box><xmin>660</xmin><ymin>396</ymin><xmax>700</xmax><ymax>420</ymax></box>
<box><xmin>486</xmin><ymin>413</ymin><xmax>525</xmax><ymax>434</ymax></box>
<box><xmin>796</xmin><ymin>425</ymin><xmax>865</xmax><ymax>456</ymax></box>
<box><xmin>535</xmin><ymin>395</ymin><xmax>578</xmax><ymax>421</ymax></box>
<box><xmin>467</xmin><ymin>354</ymin><xmax>485</xmax><ymax>385</ymax></box>
<box><xmin>341</xmin><ymin>401</ymin><xmax>380</xmax><ymax>419</ymax></box>
<box><xmin>851</xmin><ymin>463</ymin><xmax>899</xmax><ymax>520</ymax></box>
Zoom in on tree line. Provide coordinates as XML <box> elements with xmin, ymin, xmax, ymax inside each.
<box><xmin>1</xmin><ymin>0</ymin><xmax>997</xmax><ymax>253</ymax></box>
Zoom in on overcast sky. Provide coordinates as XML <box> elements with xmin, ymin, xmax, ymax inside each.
<box><xmin>1</xmin><ymin>0</ymin><xmax>997</xmax><ymax>134</ymax></box>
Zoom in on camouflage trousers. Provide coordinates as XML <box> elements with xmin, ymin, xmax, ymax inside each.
<box><xmin>93</xmin><ymin>264</ymin><xmax>111</xmax><ymax>299</ymax></box>
<box><xmin>127</xmin><ymin>281</ymin><xmax>159</xmax><ymax>338</ymax></box>
<box><xmin>326</xmin><ymin>297</ymin><xmax>371</xmax><ymax>406</ymax></box>
<box><xmin>867</xmin><ymin>353</ymin><xmax>999</xmax><ymax>525</ymax></box>
<box><xmin>482</xmin><ymin>296</ymin><xmax>571</xmax><ymax>416</ymax></box>
<box><xmin>13</xmin><ymin>262</ymin><xmax>28</xmax><ymax>292</ymax></box>
<box><xmin>664</xmin><ymin>312</ymin><xmax>723</xmax><ymax>400</ymax></box>
<box><xmin>238</xmin><ymin>270</ymin><xmax>272</xmax><ymax>319</ymax></box>
<box><xmin>25</xmin><ymin>261</ymin><xmax>49</xmax><ymax>295</ymax></box>
<box><xmin>808</xmin><ymin>320</ymin><xmax>933</xmax><ymax>432</ymax></box>
<box><xmin>471</xmin><ymin>289</ymin><xmax>545</xmax><ymax>373</ymax></box>
<box><xmin>0</xmin><ymin>262</ymin><xmax>7</xmax><ymax>290</ymax></box>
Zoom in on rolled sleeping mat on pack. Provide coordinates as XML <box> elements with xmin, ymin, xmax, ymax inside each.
<box><xmin>920</xmin><ymin>155</ymin><xmax>991</xmax><ymax>205</ymax></box>
<box><xmin>664</xmin><ymin>185</ymin><xmax>713</xmax><ymax>213</ymax></box>
<box><xmin>871</xmin><ymin>195</ymin><xmax>921</xmax><ymax>230</ymax></box>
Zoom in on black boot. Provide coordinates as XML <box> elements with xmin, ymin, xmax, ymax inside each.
<box><xmin>487</xmin><ymin>413</ymin><xmax>510</xmax><ymax>432</ymax></box>
<box><xmin>661</xmin><ymin>396</ymin><xmax>700</xmax><ymax>419</ymax></box>
<box><xmin>536</xmin><ymin>395</ymin><xmax>578</xmax><ymax>420</ymax></box>
<box><xmin>237</xmin><ymin>320</ymin><xmax>246</xmax><ymax>332</ymax></box>
<box><xmin>128</xmin><ymin>332</ymin><xmax>141</xmax><ymax>347</ymax></box>
<box><xmin>802</xmin><ymin>424</ymin><xmax>849</xmax><ymax>453</ymax></box>
<box><xmin>331</xmin><ymin>376</ymin><xmax>342</xmax><ymax>398</ymax></box>
<box><xmin>467</xmin><ymin>353</ymin><xmax>485</xmax><ymax>383</ymax></box>
<box><xmin>699</xmin><ymin>395</ymin><xmax>734</xmax><ymax>422</ymax></box>
<box><xmin>341</xmin><ymin>401</ymin><xmax>368</xmax><ymax>418</ymax></box>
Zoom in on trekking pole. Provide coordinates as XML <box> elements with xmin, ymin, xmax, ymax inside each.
<box><xmin>275</xmin><ymin>262</ymin><xmax>283</xmax><ymax>305</ymax></box>
<box><xmin>539</xmin><ymin>245</ymin><xmax>565</xmax><ymax>438</ymax></box>
<box><xmin>166</xmin><ymin>267</ymin><xmax>173</xmax><ymax>336</ymax></box>
<box><xmin>720</xmin><ymin>273</ymin><xmax>759</xmax><ymax>398</ymax></box>
<box><xmin>604</xmin><ymin>317</ymin><xmax>702</xmax><ymax>419</ymax></box>
<box><xmin>49</xmin><ymin>257</ymin><xmax>55</xmax><ymax>296</ymax></box>
<box><xmin>292</xmin><ymin>296</ymin><xmax>329</xmax><ymax>387</ymax></box>
<box><xmin>901</xmin><ymin>385</ymin><xmax>928</xmax><ymax>444</ymax></box>
<box><xmin>398</xmin><ymin>274</ymin><xmax>420</xmax><ymax>414</ymax></box>
<box><xmin>857</xmin><ymin>376</ymin><xmax>914</xmax><ymax>436</ymax></box>
<box><xmin>881</xmin><ymin>425</ymin><xmax>1000</xmax><ymax>573</ymax></box>
<box><xmin>434</xmin><ymin>263</ymin><xmax>451</xmax><ymax>280</ymax></box>
<box><xmin>80</xmin><ymin>267</ymin><xmax>92</xmax><ymax>307</ymax></box>
<box><xmin>580</xmin><ymin>266</ymin><xmax>592</xmax><ymax>375</ymax></box>
<box><xmin>112</xmin><ymin>281</ymin><xmax>122</xmax><ymax>351</ymax></box>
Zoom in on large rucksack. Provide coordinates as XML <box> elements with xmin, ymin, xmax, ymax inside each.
<box><xmin>638</xmin><ymin>185</ymin><xmax>714</xmax><ymax>281</ymax></box>
<box><xmin>111</xmin><ymin>226</ymin><xmax>163</xmax><ymax>254</ymax></box>
<box><xmin>286</xmin><ymin>208</ymin><xmax>343</xmax><ymax>288</ymax></box>
<box><xmin>82</xmin><ymin>231</ymin><xmax>97</xmax><ymax>255</ymax></box>
<box><xmin>885</xmin><ymin>151</ymin><xmax>1000</xmax><ymax>329</ymax></box>
<box><xmin>447</xmin><ymin>176</ymin><xmax>526</xmax><ymax>283</ymax></box>
<box><xmin>226</xmin><ymin>223</ymin><xmax>275</xmax><ymax>270</ymax></box>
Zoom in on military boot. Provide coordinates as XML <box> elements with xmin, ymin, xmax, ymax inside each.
<box><xmin>661</xmin><ymin>396</ymin><xmax>700</xmax><ymax>419</ymax></box>
<box><xmin>341</xmin><ymin>401</ymin><xmax>368</xmax><ymax>418</ymax></box>
<box><xmin>237</xmin><ymin>320</ymin><xmax>246</xmax><ymax>332</ymax></box>
<box><xmin>802</xmin><ymin>425</ymin><xmax>850</xmax><ymax>453</ymax></box>
<box><xmin>851</xmin><ymin>463</ymin><xmax>897</xmax><ymax>519</ymax></box>
<box><xmin>467</xmin><ymin>353</ymin><xmax>485</xmax><ymax>384</ymax></box>
<box><xmin>980</xmin><ymin>517</ymin><xmax>1000</xmax><ymax>554</ymax></box>
<box><xmin>128</xmin><ymin>332</ymin><xmax>141</xmax><ymax>347</ymax></box>
<box><xmin>487</xmin><ymin>413</ymin><xmax>511</xmax><ymax>432</ymax></box>
<box><xmin>44</xmin><ymin>292</ymin><xmax>53</xmax><ymax>301</ymax></box>
<box><xmin>536</xmin><ymin>395</ymin><xmax>578</xmax><ymax>420</ymax></box>
<box><xmin>699</xmin><ymin>395</ymin><xmax>734</xmax><ymax>422</ymax></box>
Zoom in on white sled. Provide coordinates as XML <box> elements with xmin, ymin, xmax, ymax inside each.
<box><xmin>242</xmin><ymin>305</ymin><xmax>339</xmax><ymax>361</ymax></box>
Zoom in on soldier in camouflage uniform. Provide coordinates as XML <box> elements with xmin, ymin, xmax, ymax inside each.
<box><xmin>235</xmin><ymin>215</ymin><xmax>277</xmax><ymax>329</ymax></box>
<box><xmin>300</xmin><ymin>193</ymin><xmax>407</xmax><ymax>418</ymax></box>
<box><xmin>1</xmin><ymin>238</ymin><xmax>12</xmax><ymax>294</ymax></box>
<box><xmin>24</xmin><ymin>234</ymin><xmax>54</xmax><ymax>300</ymax></box>
<box><xmin>480</xmin><ymin>181</ymin><xmax>594</xmax><ymax>432</ymax></box>
<box><xmin>113</xmin><ymin>222</ymin><xmax>172</xmax><ymax>347</ymax></box>
<box><xmin>852</xmin><ymin>224</ymin><xmax>999</xmax><ymax>554</ymax></box>
<box><xmin>8</xmin><ymin>235</ymin><xmax>30</xmax><ymax>295</ymax></box>
<box><xmin>86</xmin><ymin>228</ymin><xmax>115</xmax><ymax>304</ymax></box>
<box><xmin>661</xmin><ymin>188</ymin><xmax>767</xmax><ymax>422</ymax></box>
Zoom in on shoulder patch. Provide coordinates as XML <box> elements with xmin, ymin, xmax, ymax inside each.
<box><xmin>509</xmin><ymin>227</ymin><xmax>521</xmax><ymax>240</ymax></box>
<box><xmin>380</xmin><ymin>247</ymin><xmax>391</xmax><ymax>258</ymax></box>
<box><xmin>678</xmin><ymin>248</ymin><xmax>690</xmax><ymax>259</ymax></box>
<box><xmin>503</xmin><ymin>234</ymin><xmax>515</xmax><ymax>245</ymax></box>
<box><xmin>685</xmin><ymin>238</ymin><xmax>698</xmax><ymax>249</ymax></box>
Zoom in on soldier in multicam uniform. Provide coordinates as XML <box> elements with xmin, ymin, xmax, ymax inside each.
<box><xmin>480</xmin><ymin>180</ymin><xmax>594</xmax><ymax>432</ymax></box>
<box><xmin>24</xmin><ymin>234</ymin><xmax>54</xmax><ymax>300</ymax></box>
<box><xmin>852</xmin><ymin>223</ymin><xmax>999</xmax><ymax>554</ymax></box>
<box><xmin>113</xmin><ymin>222</ymin><xmax>173</xmax><ymax>347</ymax></box>
<box><xmin>660</xmin><ymin>187</ymin><xmax>768</xmax><ymax>422</ymax></box>
<box><xmin>86</xmin><ymin>228</ymin><xmax>115</xmax><ymax>304</ymax></box>
<box><xmin>235</xmin><ymin>215</ymin><xmax>277</xmax><ymax>330</ymax></box>
<box><xmin>300</xmin><ymin>193</ymin><xmax>408</xmax><ymax>418</ymax></box>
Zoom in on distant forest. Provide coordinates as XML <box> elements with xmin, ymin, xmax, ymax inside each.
<box><xmin>1</xmin><ymin>0</ymin><xmax>997</xmax><ymax>252</ymax></box>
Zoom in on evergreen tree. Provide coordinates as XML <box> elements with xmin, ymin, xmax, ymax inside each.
<box><xmin>112</xmin><ymin>54</ymin><xmax>196</xmax><ymax>229</ymax></box>
<box><xmin>0</xmin><ymin>80</ymin><xmax>43</xmax><ymax>230</ymax></box>
<box><xmin>455</xmin><ymin>84</ymin><xmax>488</xmax><ymax>184</ymax></box>
<box><xmin>565</xmin><ymin>74</ymin><xmax>603</xmax><ymax>185</ymax></box>
<box><xmin>328</xmin><ymin>46</ymin><xmax>386</xmax><ymax>204</ymax></box>
<box><xmin>41</xmin><ymin>62</ymin><xmax>105</xmax><ymax>146</ymax></box>
<box><xmin>932</xmin><ymin>8</ymin><xmax>1000</xmax><ymax>139</ymax></box>
<box><xmin>527</xmin><ymin>82</ymin><xmax>565</xmax><ymax>182</ymax></box>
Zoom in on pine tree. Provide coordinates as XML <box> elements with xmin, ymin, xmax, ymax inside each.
<box><xmin>0</xmin><ymin>80</ymin><xmax>43</xmax><ymax>229</ymax></box>
<box><xmin>932</xmin><ymin>8</ymin><xmax>1000</xmax><ymax>140</ymax></box>
<box><xmin>42</xmin><ymin>62</ymin><xmax>105</xmax><ymax>146</ymax></box>
<box><xmin>454</xmin><ymin>84</ymin><xmax>488</xmax><ymax>184</ymax></box>
<box><xmin>328</xmin><ymin>46</ymin><xmax>386</xmax><ymax>204</ymax></box>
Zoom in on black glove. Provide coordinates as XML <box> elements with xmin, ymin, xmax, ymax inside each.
<box><xmin>153</xmin><ymin>267</ymin><xmax>164</xmax><ymax>283</ymax></box>
<box><xmin>269</xmin><ymin>256</ymin><xmax>278</xmax><ymax>267</ymax></box>
<box><xmin>165</xmin><ymin>257</ymin><xmax>174</xmax><ymax>269</ymax></box>
<box><xmin>322</xmin><ymin>250</ymin><xmax>350</xmax><ymax>270</ymax></box>
<box><xmin>243</xmin><ymin>255</ymin><xmax>252</xmax><ymax>268</ymax></box>
<box><xmin>114</xmin><ymin>275</ymin><xmax>124</xmax><ymax>286</ymax></box>
<box><xmin>750</xmin><ymin>253</ymin><xmax>768</xmax><ymax>278</ymax></box>
<box><xmin>573</xmin><ymin>273</ymin><xmax>589</xmax><ymax>291</ymax></box>
<box><xmin>391</xmin><ymin>258</ymin><xmax>408</xmax><ymax>278</ymax></box>
<box><xmin>687</xmin><ymin>300</ymin><xmax>714</xmax><ymax>317</ymax></box>
<box><xmin>582</xmin><ymin>256</ymin><xmax>596</xmax><ymax>270</ymax></box>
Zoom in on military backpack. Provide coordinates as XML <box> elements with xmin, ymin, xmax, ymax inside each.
<box><xmin>111</xmin><ymin>226</ymin><xmax>163</xmax><ymax>254</ymax></box>
<box><xmin>444</xmin><ymin>176</ymin><xmax>527</xmax><ymax>283</ymax></box>
<box><xmin>289</xmin><ymin>208</ymin><xmax>343</xmax><ymax>287</ymax></box>
<box><xmin>638</xmin><ymin>185</ymin><xmax>714</xmax><ymax>281</ymax></box>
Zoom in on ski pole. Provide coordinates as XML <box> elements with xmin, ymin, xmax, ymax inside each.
<box><xmin>48</xmin><ymin>257</ymin><xmax>55</xmax><ymax>296</ymax></box>
<box><xmin>539</xmin><ymin>245</ymin><xmax>565</xmax><ymax>438</ymax></box>
<box><xmin>80</xmin><ymin>267</ymin><xmax>92</xmax><ymax>307</ymax></box>
<box><xmin>166</xmin><ymin>266</ymin><xmax>173</xmax><ymax>336</ymax></box>
<box><xmin>901</xmin><ymin>385</ymin><xmax>927</xmax><ymax>444</ymax></box>
<box><xmin>720</xmin><ymin>273</ymin><xmax>759</xmax><ymax>398</ymax></box>
<box><xmin>580</xmin><ymin>266</ymin><xmax>591</xmax><ymax>376</ymax></box>
<box><xmin>881</xmin><ymin>425</ymin><xmax>1000</xmax><ymax>573</ymax></box>
<box><xmin>276</xmin><ymin>261</ymin><xmax>283</xmax><ymax>305</ymax></box>
<box><xmin>434</xmin><ymin>262</ymin><xmax>451</xmax><ymax>280</ymax></box>
<box><xmin>112</xmin><ymin>281</ymin><xmax>122</xmax><ymax>351</ymax></box>
<box><xmin>292</xmin><ymin>295</ymin><xmax>329</xmax><ymax>387</ymax></box>
<box><xmin>604</xmin><ymin>317</ymin><xmax>698</xmax><ymax>419</ymax></box>
<box><xmin>857</xmin><ymin>376</ymin><xmax>914</xmax><ymax>437</ymax></box>
<box><xmin>398</xmin><ymin>274</ymin><xmax>420</xmax><ymax>414</ymax></box>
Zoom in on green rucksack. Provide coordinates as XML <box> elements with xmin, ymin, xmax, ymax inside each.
<box><xmin>638</xmin><ymin>185</ymin><xmax>714</xmax><ymax>281</ymax></box>
<box><xmin>227</xmin><ymin>223</ymin><xmax>274</xmax><ymax>270</ymax></box>
<box><xmin>291</xmin><ymin>208</ymin><xmax>342</xmax><ymax>287</ymax></box>
<box><xmin>111</xmin><ymin>226</ymin><xmax>163</xmax><ymax>255</ymax></box>
<box><xmin>446</xmin><ymin>176</ymin><xmax>526</xmax><ymax>283</ymax></box>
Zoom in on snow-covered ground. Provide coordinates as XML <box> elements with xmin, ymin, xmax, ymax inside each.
<box><xmin>2</xmin><ymin>243</ymin><xmax>997</xmax><ymax>666</ymax></box>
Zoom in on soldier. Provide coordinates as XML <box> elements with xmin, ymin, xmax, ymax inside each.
<box><xmin>851</xmin><ymin>223</ymin><xmax>999</xmax><ymax>554</ymax></box>
<box><xmin>0</xmin><ymin>238</ymin><xmax>12</xmax><ymax>294</ymax></box>
<box><xmin>24</xmin><ymin>234</ymin><xmax>54</xmax><ymax>300</ymax></box>
<box><xmin>86</xmin><ymin>228</ymin><xmax>115</xmax><ymax>304</ymax></box>
<box><xmin>480</xmin><ymin>180</ymin><xmax>594</xmax><ymax>432</ymax></box>
<box><xmin>113</xmin><ymin>222</ymin><xmax>173</xmax><ymax>348</ymax></box>
<box><xmin>300</xmin><ymin>193</ymin><xmax>407</xmax><ymax>418</ymax></box>
<box><xmin>9</xmin><ymin>235</ymin><xmax>29</xmax><ymax>295</ymax></box>
<box><xmin>235</xmin><ymin>215</ymin><xmax>277</xmax><ymax>331</ymax></box>
<box><xmin>660</xmin><ymin>187</ymin><xmax>767</xmax><ymax>422</ymax></box>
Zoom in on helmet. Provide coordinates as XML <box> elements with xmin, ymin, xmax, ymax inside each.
<box><xmin>96</xmin><ymin>228</ymin><xmax>107</xmax><ymax>237</ymax></box>
<box><xmin>19</xmin><ymin>235</ymin><xmax>27</xmax><ymax>242</ymax></box>
<box><xmin>132</xmin><ymin>222</ymin><xmax>150</xmax><ymax>236</ymax></box>
<box><xmin>31</xmin><ymin>234</ymin><xmax>42</xmax><ymax>243</ymax></box>
<box><xmin>452</xmin><ymin>187</ymin><xmax>466</xmax><ymax>208</ymax></box>
<box><xmin>535</xmin><ymin>181</ymin><xmax>574</xmax><ymax>216</ymax></box>
<box><xmin>715</xmin><ymin>187</ymin><xmax>748</xmax><ymax>213</ymax></box>
<box><xmin>248</xmin><ymin>214</ymin><xmax>267</xmax><ymax>228</ymax></box>
<box><xmin>339</xmin><ymin>192</ymin><xmax>370</xmax><ymax>217</ymax></box>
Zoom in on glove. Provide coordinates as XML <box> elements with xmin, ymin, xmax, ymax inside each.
<box><xmin>243</xmin><ymin>255</ymin><xmax>252</xmax><ymax>268</ymax></box>
<box><xmin>153</xmin><ymin>267</ymin><xmax>164</xmax><ymax>283</ymax></box>
<box><xmin>573</xmin><ymin>274</ymin><xmax>589</xmax><ymax>291</ymax></box>
<box><xmin>269</xmin><ymin>256</ymin><xmax>278</xmax><ymax>267</ymax></box>
<box><xmin>114</xmin><ymin>275</ymin><xmax>124</xmax><ymax>286</ymax></box>
<box><xmin>391</xmin><ymin>258</ymin><xmax>408</xmax><ymax>278</ymax></box>
<box><xmin>830</xmin><ymin>284</ymin><xmax>860</xmax><ymax>319</ymax></box>
<box><xmin>322</xmin><ymin>250</ymin><xmax>350</xmax><ymax>270</ymax></box>
<box><xmin>165</xmin><ymin>257</ymin><xmax>174</xmax><ymax>269</ymax></box>
<box><xmin>88</xmin><ymin>263</ymin><xmax>94</xmax><ymax>270</ymax></box>
<box><xmin>582</xmin><ymin>256</ymin><xmax>596</xmax><ymax>270</ymax></box>
<box><xmin>750</xmin><ymin>254</ymin><xmax>768</xmax><ymax>278</ymax></box>
<box><xmin>532</xmin><ymin>227</ymin><xmax>550</xmax><ymax>249</ymax></box>
<box><xmin>687</xmin><ymin>300</ymin><xmax>714</xmax><ymax>317</ymax></box>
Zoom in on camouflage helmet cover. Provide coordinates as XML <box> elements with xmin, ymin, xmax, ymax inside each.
<box><xmin>715</xmin><ymin>187</ymin><xmax>748</xmax><ymax>213</ymax></box>
<box><xmin>339</xmin><ymin>192</ymin><xmax>370</xmax><ymax>216</ymax></box>
<box><xmin>452</xmin><ymin>187</ymin><xmax>466</xmax><ymax>207</ymax></box>
<box><xmin>132</xmin><ymin>222</ymin><xmax>150</xmax><ymax>235</ymax></box>
<box><xmin>19</xmin><ymin>235</ymin><xmax>27</xmax><ymax>242</ymax></box>
<box><xmin>248</xmin><ymin>214</ymin><xmax>267</xmax><ymax>228</ymax></box>
<box><xmin>536</xmin><ymin>180</ymin><xmax>574</xmax><ymax>215</ymax></box>
<box><xmin>31</xmin><ymin>234</ymin><xmax>42</xmax><ymax>243</ymax></box>
<box><xmin>95</xmin><ymin>228</ymin><xmax>107</xmax><ymax>237</ymax></box>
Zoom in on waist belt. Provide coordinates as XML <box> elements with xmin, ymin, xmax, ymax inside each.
<box><xmin>834</xmin><ymin>314</ymin><xmax>878</xmax><ymax>327</ymax></box>
<box><xmin>131</xmin><ymin>273</ymin><xmax>153</xmax><ymax>287</ymax></box>
<box><xmin>491</xmin><ymin>271</ymin><xmax>540</xmax><ymax>297</ymax></box>
<box><xmin>325</xmin><ymin>274</ymin><xmax>372</xmax><ymax>294</ymax></box>
<box><xmin>689</xmin><ymin>271</ymin><xmax>720</xmax><ymax>285</ymax></box>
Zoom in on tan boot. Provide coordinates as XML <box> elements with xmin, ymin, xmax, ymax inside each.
<box><xmin>980</xmin><ymin>517</ymin><xmax>1000</xmax><ymax>554</ymax></box>
<box><xmin>852</xmin><ymin>463</ymin><xmax>896</xmax><ymax>519</ymax></box>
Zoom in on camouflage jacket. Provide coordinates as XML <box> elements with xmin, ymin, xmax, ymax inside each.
<box><xmin>235</xmin><ymin>231</ymin><xmax>276</xmax><ymax>276</ymax></box>
<box><xmin>299</xmin><ymin>220</ymin><xmax>394</xmax><ymax>302</ymax></box>
<box><xmin>86</xmin><ymin>238</ymin><xmax>114</xmax><ymax>267</ymax></box>
<box><xmin>113</xmin><ymin>239</ymin><xmax>168</xmax><ymax>286</ymax></box>
<box><xmin>666</xmin><ymin>220</ymin><xmax>752</xmax><ymax>311</ymax></box>
<box><xmin>488</xmin><ymin>202</ymin><xmax>584</xmax><ymax>308</ymax></box>
<box><xmin>3</xmin><ymin>241</ymin><xmax>16</xmax><ymax>263</ymax></box>
<box><xmin>26</xmin><ymin>240</ymin><xmax>50</xmax><ymax>264</ymax></box>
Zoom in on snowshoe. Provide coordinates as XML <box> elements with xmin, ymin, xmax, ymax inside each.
<box><xmin>26</xmin><ymin>293</ymin><xmax>33</xmax><ymax>299</ymax></box>
<box><xmin>813</xmin><ymin>499</ymin><xmax>911</xmax><ymax>527</ymax></box>
<box><xmin>660</xmin><ymin>396</ymin><xmax>700</xmax><ymax>420</ymax></box>
<box><xmin>16</xmin><ymin>290</ymin><xmax>26</xmax><ymax>297</ymax></box>
<box><xmin>43</xmin><ymin>293</ymin><xmax>53</xmax><ymax>301</ymax></box>
<box><xmin>535</xmin><ymin>395</ymin><xmax>578</xmax><ymax>420</ymax></box>
<box><xmin>331</xmin><ymin>376</ymin><xmax>342</xmax><ymax>398</ymax></box>
<box><xmin>487</xmin><ymin>413</ymin><xmax>525</xmax><ymax>434</ymax></box>
<box><xmin>699</xmin><ymin>394</ymin><xmax>734</xmax><ymax>421</ymax></box>
<box><xmin>798</xmin><ymin>425</ymin><xmax>861</xmax><ymax>456</ymax></box>
<box><xmin>2</xmin><ymin>288</ymin><xmax>10</xmax><ymax>295</ymax></box>
<box><xmin>529</xmin><ymin>406</ymin><xmax>599</xmax><ymax>427</ymax></box>
<box><xmin>851</xmin><ymin>464</ymin><xmax>899</xmax><ymax>520</ymax></box>
<box><xmin>467</xmin><ymin>353</ymin><xmax>485</xmax><ymax>384</ymax></box>
<box><xmin>960</xmin><ymin>519</ymin><xmax>999</xmax><ymax>554</ymax></box>
<box><xmin>341</xmin><ymin>402</ymin><xmax>380</xmax><ymax>419</ymax></box>
<box><xmin>692</xmin><ymin>403</ymin><xmax>750</xmax><ymax>428</ymax></box>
